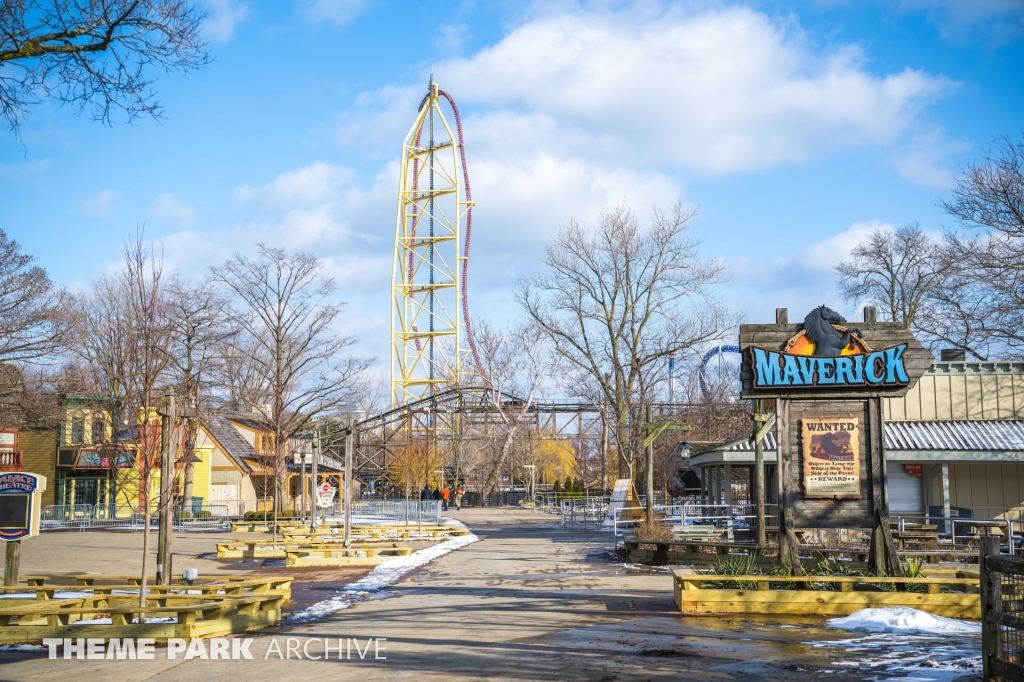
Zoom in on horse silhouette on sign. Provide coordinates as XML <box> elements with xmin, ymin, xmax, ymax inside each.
<box><xmin>804</xmin><ymin>305</ymin><xmax>861</xmax><ymax>357</ymax></box>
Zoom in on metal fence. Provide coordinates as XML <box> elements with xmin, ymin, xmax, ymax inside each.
<box><xmin>41</xmin><ymin>504</ymin><xmax>230</xmax><ymax>530</ymax></box>
<box><xmin>559</xmin><ymin>497</ymin><xmax>611</xmax><ymax>527</ymax></box>
<box><xmin>981</xmin><ymin>536</ymin><xmax>1024</xmax><ymax>681</ymax></box>
<box><xmin>318</xmin><ymin>499</ymin><xmax>443</xmax><ymax>525</ymax></box>
<box><xmin>892</xmin><ymin>512</ymin><xmax>1020</xmax><ymax>555</ymax></box>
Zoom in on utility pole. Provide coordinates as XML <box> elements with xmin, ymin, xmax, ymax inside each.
<box><xmin>642</xmin><ymin>406</ymin><xmax>693</xmax><ymax>524</ymax></box>
<box><xmin>310</xmin><ymin>431</ymin><xmax>319</xmax><ymax>532</ymax></box>
<box><xmin>157</xmin><ymin>387</ymin><xmax>176</xmax><ymax>585</ymax></box>
<box><xmin>668</xmin><ymin>352</ymin><xmax>676</xmax><ymax>405</ymax></box>
<box><xmin>343</xmin><ymin>415</ymin><xmax>353</xmax><ymax>548</ymax></box>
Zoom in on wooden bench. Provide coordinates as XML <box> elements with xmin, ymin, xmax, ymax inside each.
<box><xmin>0</xmin><ymin>593</ymin><xmax>286</xmax><ymax>642</ymax></box>
<box><xmin>1</xmin><ymin>577</ymin><xmax>292</xmax><ymax>602</ymax></box>
<box><xmin>673</xmin><ymin>569</ymin><xmax>980</xmax><ymax>618</ymax></box>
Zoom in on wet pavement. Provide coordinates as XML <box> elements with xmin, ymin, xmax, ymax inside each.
<box><xmin>0</xmin><ymin>508</ymin><xmax>981</xmax><ymax>681</ymax></box>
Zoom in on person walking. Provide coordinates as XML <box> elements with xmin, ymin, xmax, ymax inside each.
<box><xmin>454</xmin><ymin>484</ymin><xmax>464</xmax><ymax>511</ymax></box>
<box><xmin>420</xmin><ymin>485</ymin><xmax>431</xmax><ymax>511</ymax></box>
<box><xmin>441</xmin><ymin>486</ymin><xmax>450</xmax><ymax>511</ymax></box>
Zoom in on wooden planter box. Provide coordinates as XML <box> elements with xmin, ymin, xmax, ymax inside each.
<box><xmin>673</xmin><ymin>569</ymin><xmax>980</xmax><ymax>619</ymax></box>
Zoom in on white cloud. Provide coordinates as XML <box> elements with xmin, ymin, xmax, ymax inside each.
<box><xmin>146</xmin><ymin>193</ymin><xmax>198</xmax><ymax>225</ymax></box>
<box><xmin>726</xmin><ymin>220</ymin><xmax>894</xmax><ymax>323</ymax></box>
<box><xmin>296</xmin><ymin>0</ymin><xmax>369</xmax><ymax>26</ymax></box>
<box><xmin>201</xmin><ymin>0</ymin><xmax>249</xmax><ymax>42</ymax></box>
<box><xmin>234</xmin><ymin>161</ymin><xmax>355</xmax><ymax>210</ymax></box>
<box><xmin>888</xmin><ymin>129</ymin><xmax>971</xmax><ymax>187</ymax></box>
<box><xmin>900</xmin><ymin>0</ymin><xmax>1024</xmax><ymax>43</ymax></box>
<box><xmin>0</xmin><ymin>159</ymin><xmax>52</xmax><ymax>177</ymax></box>
<box><xmin>429</xmin><ymin>6</ymin><xmax>951</xmax><ymax>174</ymax></box>
<box><xmin>436</xmin><ymin>23</ymin><xmax>469</xmax><ymax>53</ymax></box>
<box><xmin>77</xmin><ymin>190</ymin><xmax>121</xmax><ymax>218</ymax></box>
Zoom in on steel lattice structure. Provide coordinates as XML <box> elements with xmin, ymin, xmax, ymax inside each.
<box><xmin>392</xmin><ymin>80</ymin><xmax>479</xmax><ymax>406</ymax></box>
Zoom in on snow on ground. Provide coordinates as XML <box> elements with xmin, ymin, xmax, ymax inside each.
<box><xmin>288</xmin><ymin>518</ymin><xmax>479</xmax><ymax>622</ymax></box>
<box><xmin>808</xmin><ymin>607</ymin><xmax>981</xmax><ymax>681</ymax></box>
<box><xmin>0</xmin><ymin>644</ymin><xmax>45</xmax><ymax>651</ymax></box>
<box><xmin>828</xmin><ymin>607</ymin><xmax>980</xmax><ymax>635</ymax></box>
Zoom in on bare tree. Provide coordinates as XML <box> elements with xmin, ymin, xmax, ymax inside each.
<box><xmin>0</xmin><ymin>228</ymin><xmax>69</xmax><ymax>362</ymax></box>
<box><xmin>835</xmin><ymin>223</ymin><xmax>948</xmax><ymax>329</ymax></box>
<box><xmin>164</xmin><ymin>276</ymin><xmax>236</xmax><ymax>511</ymax></box>
<box><xmin>517</xmin><ymin>201</ymin><xmax>730</xmax><ymax>478</ymax></box>
<box><xmin>471</xmin><ymin>319</ymin><xmax>558</xmax><ymax>499</ymax></box>
<box><xmin>75</xmin><ymin>234</ymin><xmax>173</xmax><ymax>611</ymax></box>
<box><xmin>0</xmin><ymin>0</ymin><xmax>209</xmax><ymax>134</ymax></box>
<box><xmin>210</xmin><ymin>245</ymin><xmax>371</xmax><ymax>511</ymax></box>
<box><xmin>939</xmin><ymin>133</ymin><xmax>1024</xmax><ymax>359</ymax></box>
<box><xmin>943</xmin><ymin>133</ymin><xmax>1024</xmax><ymax>238</ymax></box>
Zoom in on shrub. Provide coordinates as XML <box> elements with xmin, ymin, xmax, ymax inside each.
<box><xmin>700</xmin><ymin>553</ymin><xmax>764</xmax><ymax>589</ymax></box>
<box><xmin>633</xmin><ymin>517</ymin><xmax>675</xmax><ymax>544</ymax></box>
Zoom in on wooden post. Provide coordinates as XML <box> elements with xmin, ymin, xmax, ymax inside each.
<box><xmin>776</xmin><ymin>399</ymin><xmax>802</xmax><ymax>575</ymax></box>
<box><xmin>4</xmin><ymin>540</ymin><xmax>20</xmax><ymax>586</ymax></box>
<box><xmin>157</xmin><ymin>387</ymin><xmax>176</xmax><ymax>585</ymax></box>
<box><xmin>867</xmin><ymin>396</ymin><xmax>902</xmax><ymax>578</ymax></box>
<box><xmin>753</xmin><ymin>398</ymin><xmax>767</xmax><ymax>549</ymax></box>
<box><xmin>645</xmin><ymin>404</ymin><xmax>654</xmax><ymax>524</ymax></box>
<box><xmin>980</xmin><ymin>535</ymin><xmax>1000</xmax><ymax>681</ymax></box>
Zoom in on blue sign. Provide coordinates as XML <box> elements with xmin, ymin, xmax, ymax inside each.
<box><xmin>0</xmin><ymin>472</ymin><xmax>41</xmax><ymax>541</ymax></box>
<box><xmin>750</xmin><ymin>344</ymin><xmax>910</xmax><ymax>389</ymax></box>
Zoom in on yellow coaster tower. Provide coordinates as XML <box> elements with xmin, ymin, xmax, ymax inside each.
<box><xmin>391</xmin><ymin>80</ymin><xmax>477</xmax><ymax>406</ymax></box>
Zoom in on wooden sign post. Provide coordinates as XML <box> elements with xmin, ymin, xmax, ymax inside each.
<box><xmin>740</xmin><ymin>306</ymin><xmax>931</xmax><ymax>576</ymax></box>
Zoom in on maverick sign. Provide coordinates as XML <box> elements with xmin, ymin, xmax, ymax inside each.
<box><xmin>751</xmin><ymin>345</ymin><xmax>909</xmax><ymax>389</ymax></box>
<box><xmin>740</xmin><ymin>306</ymin><xmax>931</xmax><ymax>400</ymax></box>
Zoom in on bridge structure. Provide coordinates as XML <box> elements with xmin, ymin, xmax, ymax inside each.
<box><xmin>317</xmin><ymin>388</ymin><xmax>743</xmax><ymax>498</ymax></box>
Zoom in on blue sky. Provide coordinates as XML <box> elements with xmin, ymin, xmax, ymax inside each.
<box><xmin>2</xmin><ymin>0</ymin><xmax>1023</xmax><ymax>369</ymax></box>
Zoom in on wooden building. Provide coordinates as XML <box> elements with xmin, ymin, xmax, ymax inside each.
<box><xmin>690</xmin><ymin>360</ymin><xmax>1024</xmax><ymax>523</ymax></box>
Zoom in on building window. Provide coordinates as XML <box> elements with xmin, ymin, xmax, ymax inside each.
<box><xmin>92</xmin><ymin>419</ymin><xmax>105</xmax><ymax>445</ymax></box>
<box><xmin>71</xmin><ymin>418</ymin><xmax>84</xmax><ymax>445</ymax></box>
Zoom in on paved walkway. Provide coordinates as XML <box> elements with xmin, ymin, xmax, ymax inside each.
<box><xmin>1</xmin><ymin>508</ymin><xmax>872</xmax><ymax>681</ymax></box>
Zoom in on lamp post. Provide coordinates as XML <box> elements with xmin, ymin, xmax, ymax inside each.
<box><xmin>293</xmin><ymin>451</ymin><xmax>312</xmax><ymax>522</ymax></box>
<box><xmin>308</xmin><ymin>435</ymin><xmax>318</xmax><ymax>532</ymax></box>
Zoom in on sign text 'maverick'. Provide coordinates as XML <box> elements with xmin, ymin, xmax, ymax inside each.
<box><xmin>750</xmin><ymin>344</ymin><xmax>910</xmax><ymax>389</ymax></box>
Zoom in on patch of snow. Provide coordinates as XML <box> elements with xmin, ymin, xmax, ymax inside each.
<box><xmin>807</xmin><ymin>608</ymin><xmax>982</xmax><ymax>682</ymax></box>
<box><xmin>288</xmin><ymin>531</ymin><xmax>479</xmax><ymax>622</ymax></box>
<box><xmin>0</xmin><ymin>643</ymin><xmax>45</xmax><ymax>651</ymax></box>
<box><xmin>827</xmin><ymin>607</ymin><xmax>980</xmax><ymax>635</ymax></box>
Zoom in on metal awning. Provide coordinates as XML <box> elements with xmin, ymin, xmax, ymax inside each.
<box><xmin>689</xmin><ymin>420</ymin><xmax>1024</xmax><ymax>467</ymax></box>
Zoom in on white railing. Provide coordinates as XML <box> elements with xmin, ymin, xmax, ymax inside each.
<box><xmin>319</xmin><ymin>500</ymin><xmax>443</xmax><ymax>526</ymax></box>
<box><xmin>612</xmin><ymin>504</ymin><xmax>684</xmax><ymax>545</ymax></box>
<box><xmin>41</xmin><ymin>503</ymin><xmax>230</xmax><ymax>530</ymax></box>
<box><xmin>891</xmin><ymin>513</ymin><xmax>1021</xmax><ymax>555</ymax></box>
<box><xmin>559</xmin><ymin>497</ymin><xmax>612</xmax><ymax>526</ymax></box>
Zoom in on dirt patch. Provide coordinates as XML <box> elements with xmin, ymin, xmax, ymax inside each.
<box><xmin>257</xmin><ymin>564</ymin><xmax>373</xmax><ymax>613</ymax></box>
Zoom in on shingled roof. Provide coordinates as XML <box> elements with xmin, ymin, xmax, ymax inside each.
<box><xmin>203</xmin><ymin>413</ymin><xmax>258</xmax><ymax>473</ymax></box>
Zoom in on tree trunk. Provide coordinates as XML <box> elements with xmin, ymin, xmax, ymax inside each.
<box><xmin>481</xmin><ymin>428</ymin><xmax>518</xmax><ymax>499</ymax></box>
<box><xmin>139</xmin><ymin>504</ymin><xmax>151</xmax><ymax>617</ymax></box>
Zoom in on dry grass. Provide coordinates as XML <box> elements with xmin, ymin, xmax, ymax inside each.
<box><xmin>634</xmin><ymin>517</ymin><xmax>675</xmax><ymax>543</ymax></box>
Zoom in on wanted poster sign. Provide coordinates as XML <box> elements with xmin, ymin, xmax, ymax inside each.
<box><xmin>800</xmin><ymin>417</ymin><xmax>862</xmax><ymax>499</ymax></box>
